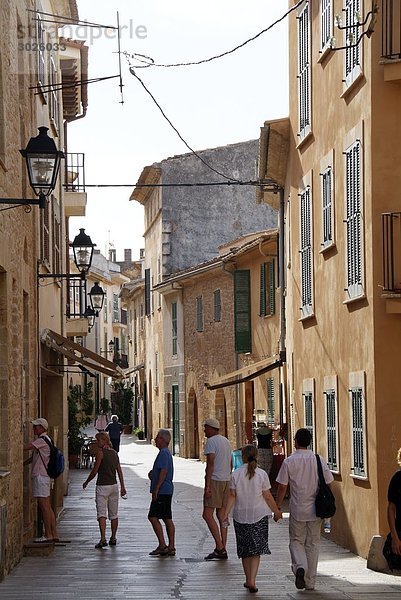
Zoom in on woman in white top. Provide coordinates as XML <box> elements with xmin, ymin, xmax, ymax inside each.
<box><xmin>222</xmin><ymin>445</ymin><xmax>282</xmax><ymax>594</ymax></box>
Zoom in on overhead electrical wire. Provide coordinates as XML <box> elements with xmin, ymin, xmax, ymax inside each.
<box><xmin>126</xmin><ymin>0</ymin><xmax>304</xmax><ymax>69</ymax></box>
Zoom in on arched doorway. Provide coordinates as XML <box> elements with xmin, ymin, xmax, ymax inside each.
<box><xmin>187</xmin><ymin>388</ymin><xmax>199</xmax><ymax>458</ymax></box>
<box><xmin>215</xmin><ymin>389</ymin><xmax>228</xmax><ymax>438</ymax></box>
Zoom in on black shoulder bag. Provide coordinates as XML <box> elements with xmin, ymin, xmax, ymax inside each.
<box><xmin>315</xmin><ymin>454</ymin><xmax>336</xmax><ymax>519</ymax></box>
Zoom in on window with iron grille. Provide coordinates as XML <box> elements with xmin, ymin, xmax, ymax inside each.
<box><xmin>320</xmin><ymin>0</ymin><xmax>333</xmax><ymax>50</ymax></box>
<box><xmin>345</xmin><ymin>140</ymin><xmax>363</xmax><ymax>298</ymax></box>
<box><xmin>40</xmin><ymin>198</ymin><xmax>50</xmax><ymax>264</ymax></box>
<box><xmin>52</xmin><ymin>200</ymin><xmax>60</xmax><ymax>274</ymax></box>
<box><xmin>49</xmin><ymin>54</ymin><xmax>59</xmax><ymax>135</ymax></box>
<box><xmin>300</xmin><ymin>186</ymin><xmax>313</xmax><ymax>316</ymax></box>
<box><xmin>321</xmin><ymin>166</ymin><xmax>333</xmax><ymax>248</ymax></box>
<box><xmin>196</xmin><ymin>296</ymin><xmax>203</xmax><ymax>332</ymax></box>
<box><xmin>304</xmin><ymin>391</ymin><xmax>314</xmax><ymax>450</ymax></box>
<box><xmin>298</xmin><ymin>1</ymin><xmax>311</xmax><ymax>139</ymax></box>
<box><xmin>351</xmin><ymin>386</ymin><xmax>366</xmax><ymax>476</ymax></box>
<box><xmin>113</xmin><ymin>294</ymin><xmax>119</xmax><ymax>322</ymax></box>
<box><xmin>172</xmin><ymin>301</ymin><xmax>177</xmax><ymax>355</ymax></box>
<box><xmin>213</xmin><ymin>289</ymin><xmax>221</xmax><ymax>322</ymax></box>
<box><xmin>344</xmin><ymin>0</ymin><xmax>362</xmax><ymax>86</ymax></box>
<box><xmin>267</xmin><ymin>377</ymin><xmax>275</xmax><ymax>425</ymax></box>
<box><xmin>325</xmin><ymin>389</ymin><xmax>338</xmax><ymax>470</ymax></box>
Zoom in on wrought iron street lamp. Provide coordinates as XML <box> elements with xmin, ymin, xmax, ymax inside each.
<box><xmin>83</xmin><ymin>306</ymin><xmax>96</xmax><ymax>330</ymax></box>
<box><xmin>88</xmin><ymin>281</ymin><xmax>106</xmax><ymax>314</ymax></box>
<box><xmin>1</xmin><ymin>127</ymin><xmax>64</xmax><ymax>210</ymax></box>
<box><xmin>71</xmin><ymin>229</ymin><xmax>96</xmax><ymax>274</ymax></box>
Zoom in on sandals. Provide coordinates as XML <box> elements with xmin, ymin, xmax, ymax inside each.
<box><xmin>204</xmin><ymin>548</ymin><xmax>228</xmax><ymax>560</ymax></box>
<box><xmin>95</xmin><ymin>540</ymin><xmax>108</xmax><ymax>549</ymax></box>
<box><xmin>244</xmin><ymin>584</ymin><xmax>258</xmax><ymax>593</ymax></box>
<box><xmin>109</xmin><ymin>537</ymin><xmax>117</xmax><ymax>546</ymax></box>
<box><xmin>167</xmin><ymin>547</ymin><xmax>176</xmax><ymax>556</ymax></box>
<box><xmin>149</xmin><ymin>545</ymin><xmax>168</xmax><ymax>556</ymax></box>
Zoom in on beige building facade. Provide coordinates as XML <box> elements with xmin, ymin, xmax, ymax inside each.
<box><xmin>269</xmin><ymin>0</ymin><xmax>401</xmax><ymax>557</ymax></box>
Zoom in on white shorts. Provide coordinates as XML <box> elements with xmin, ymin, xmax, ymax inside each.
<box><xmin>95</xmin><ymin>484</ymin><xmax>119</xmax><ymax>520</ymax></box>
<box><xmin>32</xmin><ymin>475</ymin><xmax>51</xmax><ymax>498</ymax></box>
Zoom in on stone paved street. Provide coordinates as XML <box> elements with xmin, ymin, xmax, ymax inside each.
<box><xmin>1</xmin><ymin>435</ymin><xmax>401</xmax><ymax>599</ymax></box>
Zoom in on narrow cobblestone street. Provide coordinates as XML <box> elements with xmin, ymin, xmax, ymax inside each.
<box><xmin>1</xmin><ymin>435</ymin><xmax>401</xmax><ymax>599</ymax></box>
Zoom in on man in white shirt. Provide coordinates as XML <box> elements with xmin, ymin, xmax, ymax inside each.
<box><xmin>24</xmin><ymin>418</ymin><xmax>58</xmax><ymax>542</ymax></box>
<box><xmin>276</xmin><ymin>428</ymin><xmax>334</xmax><ymax>591</ymax></box>
<box><xmin>202</xmin><ymin>418</ymin><xmax>232</xmax><ymax>560</ymax></box>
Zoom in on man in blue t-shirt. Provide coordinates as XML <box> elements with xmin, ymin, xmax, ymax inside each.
<box><xmin>147</xmin><ymin>429</ymin><xmax>175</xmax><ymax>556</ymax></box>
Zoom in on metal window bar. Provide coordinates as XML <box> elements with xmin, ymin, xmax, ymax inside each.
<box><xmin>66</xmin><ymin>277</ymin><xmax>87</xmax><ymax>318</ymax></box>
<box><xmin>326</xmin><ymin>390</ymin><xmax>337</xmax><ymax>470</ymax></box>
<box><xmin>304</xmin><ymin>391</ymin><xmax>314</xmax><ymax>451</ymax></box>
<box><xmin>382</xmin><ymin>0</ymin><xmax>401</xmax><ymax>59</ymax></box>
<box><xmin>382</xmin><ymin>212</ymin><xmax>401</xmax><ymax>292</ymax></box>
<box><xmin>65</xmin><ymin>153</ymin><xmax>86</xmax><ymax>192</ymax></box>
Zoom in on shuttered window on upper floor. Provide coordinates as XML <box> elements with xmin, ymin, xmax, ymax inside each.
<box><xmin>300</xmin><ymin>186</ymin><xmax>313</xmax><ymax>317</ymax></box>
<box><xmin>267</xmin><ymin>377</ymin><xmax>275</xmax><ymax>425</ymax></box>
<box><xmin>214</xmin><ymin>289</ymin><xmax>221</xmax><ymax>322</ymax></box>
<box><xmin>345</xmin><ymin>139</ymin><xmax>363</xmax><ymax>299</ymax></box>
<box><xmin>321</xmin><ymin>166</ymin><xmax>334</xmax><ymax>248</ymax></box>
<box><xmin>320</xmin><ymin>0</ymin><xmax>333</xmax><ymax>51</ymax></box>
<box><xmin>234</xmin><ymin>270</ymin><xmax>251</xmax><ymax>353</ymax></box>
<box><xmin>344</xmin><ymin>0</ymin><xmax>363</xmax><ymax>87</ymax></box>
<box><xmin>172</xmin><ymin>301</ymin><xmax>177</xmax><ymax>355</ymax></box>
<box><xmin>144</xmin><ymin>269</ymin><xmax>151</xmax><ymax>316</ymax></box>
<box><xmin>298</xmin><ymin>1</ymin><xmax>311</xmax><ymax>141</ymax></box>
<box><xmin>196</xmin><ymin>296</ymin><xmax>203</xmax><ymax>332</ymax></box>
<box><xmin>260</xmin><ymin>260</ymin><xmax>276</xmax><ymax>317</ymax></box>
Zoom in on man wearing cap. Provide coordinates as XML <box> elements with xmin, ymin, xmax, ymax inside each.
<box><xmin>23</xmin><ymin>418</ymin><xmax>58</xmax><ymax>542</ymax></box>
<box><xmin>203</xmin><ymin>417</ymin><xmax>232</xmax><ymax>560</ymax></box>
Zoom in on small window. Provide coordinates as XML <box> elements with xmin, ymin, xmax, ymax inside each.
<box><xmin>196</xmin><ymin>296</ymin><xmax>203</xmax><ymax>332</ymax></box>
<box><xmin>133</xmin><ymin>309</ymin><xmax>138</xmax><ymax>355</ymax></box>
<box><xmin>234</xmin><ymin>270</ymin><xmax>251</xmax><ymax>353</ymax></box>
<box><xmin>299</xmin><ymin>184</ymin><xmax>313</xmax><ymax>317</ymax></box>
<box><xmin>320</xmin><ymin>0</ymin><xmax>333</xmax><ymax>52</ymax></box>
<box><xmin>113</xmin><ymin>293</ymin><xmax>119</xmax><ymax>322</ymax></box>
<box><xmin>344</xmin><ymin>0</ymin><xmax>363</xmax><ymax>88</ymax></box>
<box><xmin>297</xmin><ymin>1</ymin><xmax>311</xmax><ymax>140</ymax></box>
<box><xmin>213</xmin><ymin>289</ymin><xmax>221</xmax><ymax>322</ymax></box>
<box><xmin>144</xmin><ymin>269</ymin><xmax>151</xmax><ymax>316</ymax></box>
<box><xmin>155</xmin><ymin>352</ymin><xmax>159</xmax><ymax>386</ymax></box>
<box><xmin>350</xmin><ymin>386</ymin><xmax>366</xmax><ymax>477</ymax></box>
<box><xmin>303</xmin><ymin>380</ymin><xmax>315</xmax><ymax>450</ymax></box>
<box><xmin>344</xmin><ymin>138</ymin><xmax>363</xmax><ymax>299</ymax></box>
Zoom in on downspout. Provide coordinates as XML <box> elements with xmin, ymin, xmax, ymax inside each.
<box><xmin>278</xmin><ymin>186</ymin><xmax>287</xmax><ymax>444</ymax></box>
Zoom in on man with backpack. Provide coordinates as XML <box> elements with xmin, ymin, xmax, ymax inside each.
<box><xmin>23</xmin><ymin>418</ymin><xmax>59</xmax><ymax>543</ymax></box>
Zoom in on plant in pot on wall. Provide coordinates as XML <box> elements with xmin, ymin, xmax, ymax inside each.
<box><xmin>134</xmin><ymin>426</ymin><xmax>145</xmax><ymax>440</ymax></box>
<box><xmin>112</xmin><ymin>382</ymin><xmax>134</xmax><ymax>434</ymax></box>
<box><xmin>68</xmin><ymin>385</ymin><xmax>84</xmax><ymax>467</ymax></box>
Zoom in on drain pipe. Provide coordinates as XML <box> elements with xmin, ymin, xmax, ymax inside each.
<box><xmin>278</xmin><ymin>187</ymin><xmax>286</xmax><ymax>356</ymax></box>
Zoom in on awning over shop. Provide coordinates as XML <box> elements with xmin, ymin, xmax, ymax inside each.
<box><xmin>122</xmin><ymin>363</ymin><xmax>145</xmax><ymax>378</ymax></box>
<box><xmin>205</xmin><ymin>354</ymin><xmax>283</xmax><ymax>391</ymax></box>
<box><xmin>41</xmin><ymin>329</ymin><xmax>124</xmax><ymax>379</ymax></box>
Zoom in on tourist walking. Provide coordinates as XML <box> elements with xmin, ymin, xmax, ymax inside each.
<box><xmin>275</xmin><ymin>428</ymin><xmax>334</xmax><ymax>591</ymax></box>
<box><xmin>105</xmin><ymin>414</ymin><xmax>124</xmax><ymax>452</ymax></box>
<box><xmin>222</xmin><ymin>444</ymin><xmax>282</xmax><ymax>593</ymax></box>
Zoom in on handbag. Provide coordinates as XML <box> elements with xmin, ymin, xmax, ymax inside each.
<box><xmin>315</xmin><ymin>454</ymin><xmax>336</xmax><ymax>519</ymax></box>
<box><xmin>383</xmin><ymin>532</ymin><xmax>401</xmax><ymax>571</ymax></box>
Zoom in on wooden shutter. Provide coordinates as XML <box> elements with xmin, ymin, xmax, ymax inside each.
<box><xmin>259</xmin><ymin>263</ymin><xmax>266</xmax><ymax>317</ymax></box>
<box><xmin>322</xmin><ymin>167</ymin><xmax>332</xmax><ymax>246</ymax></box>
<box><xmin>304</xmin><ymin>391</ymin><xmax>314</xmax><ymax>450</ymax></box>
<box><xmin>267</xmin><ymin>377</ymin><xmax>275</xmax><ymax>425</ymax></box>
<box><xmin>144</xmin><ymin>269</ymin><xmax>151</xmax><ymax>316</ymax></box>
<box><xmin>300</xmin><ymin>187</ymin><xmax>313</xmax><ymax>315</ymax></box>
<box><xmin>213</xmin><ymin>289</ymin><xmax>221</xmax><ymax>322</ymax></box>
<box><xmin>298</xmin><ymin>2</ymin><xmax>311</xmax><ymax>137</ymax></box>
<box><xmin>345</xmin><ymin>142</ymin><xmax>362</xmax><ymax>297</ymax></box>
<box><xmin>234</xmin><ymin>270</ymin><xmax>251</xmax><ymax>353</ymax></box>
<box><xmin>196</xmin><ymin>296</ymin><xmax>203</xmax><ymax>332</ymax></box>
<box><xmin>268</xmin><ymin>259</ymin><xmax>276</xmax><ymax>315</ymax></box>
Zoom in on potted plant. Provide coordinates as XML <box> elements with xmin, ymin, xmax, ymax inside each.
<box><xmin>68</xmin><ymin>385</ymin><xmax>84</xmax><ymax>467</ymax></box>
<box><xmin>80</xmin><ymin>382</ymin><xmax>94</xmax><ymax>426</ymax></box>
<box><xmin>112</xmin><ymin>382</ymin><xmax>133</xmax><ymax>433</ymax></box>
<box><xmin>134</xmin><ymin>426</ymin><xmax>145</xmax><ymax>440</ymax></box>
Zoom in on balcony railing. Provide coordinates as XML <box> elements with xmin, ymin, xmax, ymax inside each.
<box><xmin>382</xmin><ymin>212</ymin><xmax>401</xmax><ymax>293</ymax></box>
<box><xmin>65</xmin><ymin>153</ymin><xmax>86</xmax><ymax>192</ymax></box>
<box><xmin>382</xmin><ymin>0</ymin><xmax>401</xmax><ymax>59</ymax></box>
<box><xmin>67</xmin><ymin>277</ymin><xmax>87</xmax><ymax>318</ymax></box>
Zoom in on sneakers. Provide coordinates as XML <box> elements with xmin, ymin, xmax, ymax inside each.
<box><xmin>295</xmin><ymin>567</ymin><xmax>306</xmax><ymax>589</ymax></box>
<box><xmin>149</xmin><ymin>545</ymin><xmax>168</xmax><ymax>556</ymax></box>
<box><xmin>204</xmin><ymin>548</ymin><xmax>228</xmax><ymax>560</ymax></box>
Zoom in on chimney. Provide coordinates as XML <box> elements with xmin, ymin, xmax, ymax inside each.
<box><xmin>109</xmin><ymin>249</ymin><xmax>116</xmax><ymax>262</ymax></box>
<box><xmin>124</xmin><ymin>249</ymin><xmax>132</xmax><ymax>263</ymax></box>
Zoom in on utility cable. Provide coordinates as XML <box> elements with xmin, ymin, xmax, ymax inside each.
<box><xmin>129</xmin><ymin>68</ymin><xmax>241</xmax><ymax>182</ymax></box>
<box><xmin>126</xmin><ymin>0</ymin><xmax>303</xmax><ymax>69</ymax></box>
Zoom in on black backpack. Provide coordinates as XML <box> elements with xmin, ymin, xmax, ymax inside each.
<box><xmin>39</xmin><ymin>436</ymin><xmax>65</xmax><ymax>479</ymax></box>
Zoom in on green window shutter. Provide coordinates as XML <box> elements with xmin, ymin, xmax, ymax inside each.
<box><xmin>267</xmin><ymin>377</ymin><xmax>275</xmax><ymax>425</ymax></box>
<box><xmin>259</xmin><ymin>263</ymin><xmax>266</xmax><ymax>317</ymax></box>
<box><xmin>234</xmin><ymin>270</ymin><xmax>251</xmax><ymax>353</ymax></box>
<box><xmin>268</xmin><ymin>259</ymin><xmax>275</xmax><ymax>315</ymax></box>
<box><xmin>144</xmin><ymin>269</ymin><xmax>151</xmax><ymax>316</ymax></box>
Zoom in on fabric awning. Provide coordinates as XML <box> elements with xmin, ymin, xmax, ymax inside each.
<box><xmin>122</xmin><ymin>363</ymin><xmax>145</xmax><ymax>378</ymax></box>
<box><xmin>205</xmin><ymin>355</ymin><xmax>283</xmax><ymax>391</ymax></box>
<box><xmin>41</xmin><ymin>329</ymin><xmax>124</xmax><ymax>379</ymax></box>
